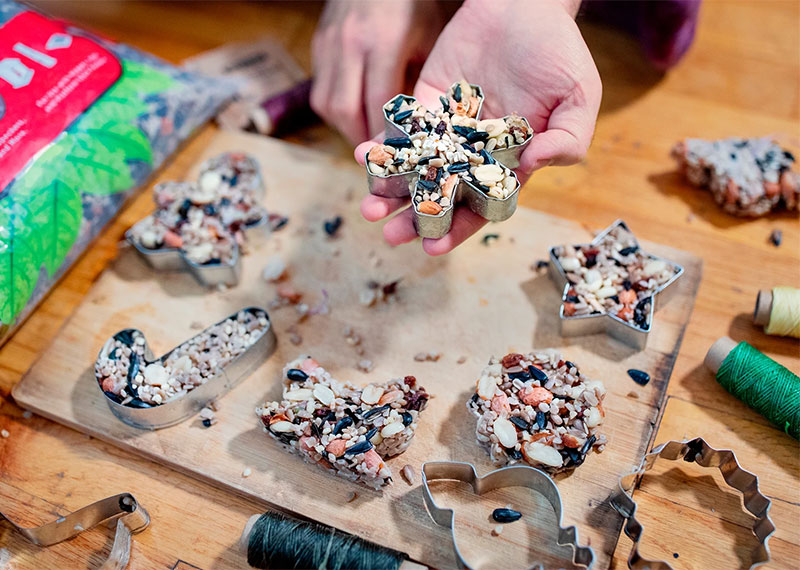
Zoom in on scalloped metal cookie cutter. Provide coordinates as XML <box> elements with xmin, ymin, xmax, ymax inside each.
<box><xmin>1</xmin><ymin>493</ymin><xmax>149</xmax><ymax>569</ymax></box>
<box><xmin>421</xmin><ymin>461</ymin><xmax>595</xmax><ymax>569</ymax></box>
<box><xmin>611</xmin><ymin>438</ymin><xmax>775</xmax><ymax>569</ymax></box>
<box><xmin>126</xmin><ymin>153</ymin><xmax>269</xmax><ymax>287</ymax></box>
<box><xmin>548</xmin><ymin>219</ymin><xmax>684</xmax><ymax>350</ymax></box>
<box><xmin>365</xmin><ymin>81</ymin><xmax>532</xmax><ymax>239</ymax></box>
<box><xmin>95</xmin><ymin>307</ymin><xmax>276</xmax><ymax>430</ymax></box>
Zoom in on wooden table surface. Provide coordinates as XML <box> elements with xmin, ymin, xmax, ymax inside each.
<box><xmin>1</xmin><ymin>1</ymin><xmax>798</xmax><ymax>569</ymax></box>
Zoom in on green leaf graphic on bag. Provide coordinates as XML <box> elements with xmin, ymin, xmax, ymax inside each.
<box><xmin>0</xmin><ymin>198</ymin><xmax>43</xmax><ymax>325</ymax></box>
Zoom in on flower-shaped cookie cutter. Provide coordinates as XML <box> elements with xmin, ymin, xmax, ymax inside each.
<box><xmin>548</xmin><ymin>220</ymin><xmax>684</xmax><ymax>350</ymax></box>
<box><xmin>421</xmin><ymin>461</ymin><xmax>595</xmax><ymax>569</ymax></box>
<box><xmin>610</xmin><ymin>438</ymin><xmax>775</xmax><ymax>569</ymax></box>
<box><xmin>126</xmin><ymin>153</ymin><xmax>268</xmax><ymax>287</ymax></box>
<box><xmin>365</xmin><ymin>81</ymin><xmax>533</xmax><ymax>239</ymax></box>
<box><xmin>95</xmin><ymin>307</ymin><xmax>276</xmax><ymax>430</ymax></box>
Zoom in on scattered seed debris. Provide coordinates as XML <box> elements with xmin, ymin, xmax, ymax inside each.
<box><xmin>627</xmin><ymin>369</ymin><xmax>651</xmax><ymax>386</ymax></box>
<box><xmin>627</xmin><ymin>391</ymin><xmax>640</xmax><ymax>399</ymax></box>
<box><xmin>401</xmin><ymin>464</ymin><xmax>416</xmax><ymax>485</ymax></box>
<box><xmin>268</xmin><ymin>213</ymin><xmax>289</xmax><ymax>231</ymax></box>
<box><xmin>482</xmin><ymin>233</ymin><xmax>500</xmax><ymax>245</ymax></box>
<box><xmin>492</xmin><ymin>508</ymin><xmax>522</xmax><ymax>523</ymax></box>
<box><xmin>673</xmin><ymin>553</ymin><xmax>679</xmax><ymax>559</ymax></box>
<box><xmin>190</xmin><ymin>321</ymin><xmax>204</xmax><ymax>330</ymax></box>
<box><xmin>343</xmin><ymin>326</ymin><xmax>362</xmax><ymax>347</ymax></box>
<box><xmin>457</xmin><ymin>356</ymin><xmax>467</xmax><ymax>365</ymax></box>
<box><xmin>22</xmin><ymin>411</ymin><xmax>32</xmax><ymax>419</ymax></box>
<box><xmin>287</xmin><ymin>325</ymin><xmax>303</xmax><ymax>345</ymax></box>
<box><xmin>199</xmin><ymin>406</ymin><xmax>218</xmax><ymax>427</ymax></box>
<box><xmin>1</xmin><ymin>429</ymin><xmax>9</xmax><ymax>438</ymax></box>
<box><xmin>276</xmin><ymin>283</ymin><xmax>302</xmax><ymax>304</ymax></box>
<box><xmin>242</xmin><ymin>467</ymin><xmax>252</xmax><ymax>478</ymax></box>
<box><xmin>346</xmin><ymin>491</ymin><xmax>358</xmax><ymax>503</ymax></box>
<box><xmin>324</xmin><ymin>215</ymin><xmax>343</xmax><ymax>237</ymax></box>
<box><xmin>262</xmin><ymin>255</ymin><xmax>287</xmax><ymax>282</ymax></box>
<box><xmin>357</xmin><ymin>359</ymin><xmax>374</xmax><ymax>373</ymax></box>
<box><xmin>414</xmin><ymin>352</ymin><xmax>442</xmax><ymax>362</ymax></box>
<box><xmin>492</xmin><ymin>525</ymin><xmax>503</xmax><ymax>536</ymax></box>
<box><xmin>360</xmin><ymin>278</ymin><xmax>401</xmax><ymax>307</ymax></box>
<box><xmin>769</xmin><ymin>229</ymin><xmax>782</xmax><ymax>247</ymax></box>
<box><xmin>532</xmin><ymin>259</ymin><xmax>549</xmax><ymax>272</ymax></box>
<box><xmin>73</xmin><ymin>524</ymin><xmax>85</xmax><ymax>532</ymax></box>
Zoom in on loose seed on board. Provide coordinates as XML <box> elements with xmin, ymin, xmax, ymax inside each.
<box><xmin>492</xmin><ymin>508</ymin><xmax>522</xmax><ymax>523</ymax></box>
<box><xmin>627</xmin><ymin>369</ymin><xmax>651</xmax><ymax>386</ymax></box>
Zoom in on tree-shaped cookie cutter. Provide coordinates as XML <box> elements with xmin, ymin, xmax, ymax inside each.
<box><xmin>610</xmin><ymin>438</ymin><xmax>775</xmax><ymax>569</ymax></box>
<box><xmin>1</xmin><ymin>493</ymin><xmax>149</xmax><ymax>569</ymax></box>
<box><xmin>421</xmin><ymin>461</ymin><xmax>595</xmax><ymax>569</ymax></box>
<box><xmin>365</xmin><ymin>81</ymin><xmax>532</xmax><ymax>239</ymax></box>
<box><xmin>548</xmin><ymin>220</ymin><xmax>684</xmax><ymax>350</ymax></box>
<box><xmin>126</xmin><ymin>153</ymin><xmax>268</xmax><ymax>287</ymax></box>
<box><xmin>95</xmin><ymin>307</ymin><xmax>276</xmax><ymax>430</ymax></box>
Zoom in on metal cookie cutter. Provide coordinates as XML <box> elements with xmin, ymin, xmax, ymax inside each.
<box><xmin>365</xmin><ymin>81</ymin><xmax>532</xmax><ymax>239</ymax></box>
<box><xmin>126</xmin><ymin>152</ymin><xmax>269</xmax><ymax>287</ymax></box>
<box><xmin>548</xmin><ymin>219</ymin><xmax>684</xmax><ymax>350</ymax></box>
<box><xmin>610</xmin><ymin>438</ymin><xmax>775</xmax><ymax>569</ymax></box>
<box><xmin>95</xmin><ymin>307</ymin><xmax>276</xmax><ymax>430</ymax></box>
<box><xmin>421</xmin><ymin>461</ymin><xmax>595</xmax><ymax>569</ymax></box>
<box><xmin>2</xmin><ymin>493</ymin><xmax>149</xmax><ymax>569</ymax></box>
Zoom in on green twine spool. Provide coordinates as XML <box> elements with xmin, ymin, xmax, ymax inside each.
<box><xmin>716</xmin><ymin>341</ymin><xmax>800</xmax><ymax>439</ymax></box>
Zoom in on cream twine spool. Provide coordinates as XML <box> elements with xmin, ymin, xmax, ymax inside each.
<box><xmin>754</xmin><ymin>287</ymin><xmax>800</xmax><ymax>339</ymax></box>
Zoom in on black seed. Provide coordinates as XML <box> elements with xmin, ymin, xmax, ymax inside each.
<box><xmin>417</xmin><ymin>156</ymin><xmax>433</xmax><ymax>165</ymax></box>
<box><xmin>769</xmin><ymin>229</ymin><xmax>782</xmax><ymax>247</ymax></box>
<box><xmin>108</xmin><ymin>347</ymin><xmax>119</xmax><ymax>361</ymax></box>
<box><xmin>344</xmin><ymin>439</ymin><xmax>374</xmax><ymax>455</ymax></box>
<box><xmin>453</xmin><ymin>83</ymin><xmax>462</xmax><ymax>102</ymax></box>
<box><xmin>114</xmin><ymin>330</ymin><xmax>136</xmax><ymax>346</ymax></box>
<box><xmin>363</xmin><ymin>404</ymin><xmax>391</xmax><ymax>420</ymax></box>
<box><xmin>783</xmin><ymin>150</ymin><xmax>795</xmax><ymax>162</ymax></box>
<box><xmin>536</xmin><ymin>260</ymin><xmax>549</xmax><ymax>269</ymax></box>
<box><xmin>365</xmin><ymin>427</ymin><xmax>379</xmax><ymax>441</ymax></box>
<box><xmin>417</xmin><ymin>179</ymin><xmax>438</xmax><ymax>191</ymax></box>
<box><xmin>470</xmin><ymin>393</ymin><xmax>480</xmax><ymax>404</ymax></box>
<box><xmin>393</xmin><ymin>158</ymin><xmax>405</xmax><ymax>166</ymax></box>
<box><xmin>506</xmin><ymin>448</ymin><xmax>523</xmax><ymax>460</ymax></box>
<box><xmin>565</xmin><ymin>361</ymin><xmax>576</xmax><ymax>370</ymax></box>
<box><xmin>565</xmin><ymin>447</ymin><xmax>584</xmax><ymax>466</ymax></box>
<box><xmin>323</xmin><ymin>215</ymin><xmax>343</xmax><ymax>237</ymax></box>
<box><xmin>609</xmin><ymin>295</ymin><xmax>620</xmax><ymax>303</ymax></box>
<box><xmin>270</xmin><ymin>215</ymin><xmax>289</xmax><ymax>231</ymax></box>
<box><xmin>127</xmin><ymin>398</ymin><xmax>153</xmax><ymax>409</ymax></box>
<box><xmin>203</xmin><ymin>204</ymin><xmax>216</xmax><ymax>216</ymax></box>
<box><xmin>466</xmin><ymin>130</ymin><xmax>489</xmax><ymax>143</ymax></box>
<box><xmin>126</xmin><ymin>353</ymin><xmax>140</xmax><ymax>398</ymax></box>
<box><xmin>470</xmin><ymin>178</ymin><xmax>491</xmax><ymax>193</ymax></box>
<box><xmin>286</xmin><ymin>368</ymin><xmax>308</xmax><ymax>382</ymax></box>
<box><xmin>103</xmin><ymin>390</ymin><xmax>123</xmax><ymax>403</ymax></box>
<box><xmin>202</xmin><ymin>257</ymin><xmax>221</xmax><ymax>265</ymax></box>
<box><xmin>452</xmin><ymin>125</ymin><xmax>476</xmax><ymax>138</ymax></box>
<box><xmin>565</xmin><ymin>295</ymin><xmax>580</xmax><ymax>303</ymax></box>
<box><xmin>461</xmin><ymin>142</ymin><xmax>476</xmax><ymax>153</ymax></box>
<box><xmin>528</xmin><ymin>365</ymin><xmax>548</xmax><ymax>382</ymax></box>
<box><xmin>636</xmin><ymin>297</ymin><xmax>651</xmax><ymax>311</ymax></box>
<box><xmin>509</xmin><ymin>416</ymin><xmax>530</xmax><ymax>431</ymax></box>
<box><xmin>178</xmin><ymin>198</ymin><xmax>192</xmax><ymax>218</ymax></box>
<box><xmin>580</xmin><ymin>435</ymin><xmax>597</xmax><ymax>455</ymax></box>
<box><xmin>202</xmin><ymin>418</ymin><xmax>212</xmax><ymax>428</ymax></box>
<box><xmin>482</xmin><ymin>233</ymin><xmax>500</xmax><ymax>245</ymax></box>
<box><xmin>435</xmin><ymin>121</ymin><xmax>447</xmax><ymax>135</ymax></box>
<box><xmin>492</xmin><ymin>508</ymin><xmax>522</xmax><ymax>523</ymax></box>
<box><xmin>393</xmin><ymin>109</ymin><xmax>413</xmax><ymax>123</ymax></box>
<box><xmin>383</xmin><ymin>136</ymin><xmax>412</xmax><ymax>148</ymax></box>
<box><xmin>673</xmin><ymin>553</ymin><xmax>679</xmax><ymax>559</ymax></box>
<box><xmin>627</xmin><ymin>369</ymin><xmax>650</xmax><ymax>386</ymax></box>
<box><xmin>585</xmin><ymin>255</ymin><xmax>597</xmax><ymax>268</ymax></box>
<box><xmin>480</xmin><ymin>149</ymin><xmax>495</xmax><ymax>165</ymax></box>
<box><xmin>447</xmin><ymin>162</ymin><xmax>470</xmax><ymax>173</ymax></box>
<box><xmin>333</xmin><ymin>416</ymin><xmax>354</xmax><ymax>435</ymax></box>
<box><xmin>619</xmin><ymin>246</ymin><xmax>639</xmax><ymax>256</ymax></box>
<box><xmin>220</xmin><ymin>197</ymin><xmax>232</xmax><ymax>207</ymax></box>
<box><xmin>622</xmin><ymin>279</ymin><xmax>632</xmax><ymax>290</ymax></box>
<box><xmin>402</xmin><ymin>411</ymin><xmax>413</xmax><ymax>426</ymax></box>
<box><xmin>439</xmin><ymin>95</ymin><xmax>449</xmax><ymax>110</ymax></box>
<box><xmin>434</xmin><ymin>167</ymin><xmax>443</xmax><ymax>183</ymax></box>
<box><xmin>508</xmin><ymin>371</ymin><xmax>531</xmax><ymax>381</ymax></box>
<box><xmin>390</xmin><ymin>96</ymin><xmax>403</xmax><ymax>115</ymax></box>
<box><xmin>535</xmin><ymin>411</ymin><xmax>546</xmax><ymax>430</ymax></box>
<box><xmin>310</xmin><ymin>421</ymin><xmax>322</xmax><ymax>438</ymax></box>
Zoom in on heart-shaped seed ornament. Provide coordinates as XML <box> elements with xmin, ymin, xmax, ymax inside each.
<box><xmin>468</xmin><ymin>351</ymin><xmax>608</xmax><ymax>473</ymax></box>
<box><xmin>95</xmin><ymin>308</ymin><xmax>274</xmax><ymax>429</ymax></box>
<box><xmin>257</xmin><ymin>357</ymin><xmax>429</xmax><ymax>489</ymax></box>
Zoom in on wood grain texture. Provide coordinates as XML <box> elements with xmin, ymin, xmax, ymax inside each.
<box><xmin>1</xmin><ymin>1</ymin><xmax>798</xmax><ymax>569</ymax></box>
<box><xmin>13</xmin><ymin>132</ymin><xmax>703</xmax><ymax>569</ymax></box>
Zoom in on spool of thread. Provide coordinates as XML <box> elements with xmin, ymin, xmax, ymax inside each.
<box><xmin>705</xmin><ymin>337</ymin><xmax>800</xmax><ymax>439</ymax></box>
<box><xmin>240</xmin><ymin>511</ymin><xmax>427</xmax><ymax>570</ymax></box>
<box><xmin>753</xmin><ymin>287</ymin><xmax>800</xmax><ymax>338</ymax></box>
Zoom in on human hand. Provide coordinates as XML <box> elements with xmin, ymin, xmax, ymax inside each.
<box><xmin>356</xmin><ymin>0</ymin><xmax>602</xmax><ymax>255</ymax></box>
<box><xmin>310</xmin><ymin>0</ymin><xmax>448</xmax><ymax>144</ymax></box>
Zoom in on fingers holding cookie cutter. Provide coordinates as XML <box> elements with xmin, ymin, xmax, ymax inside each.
<box><xmin>610</xmin><ymin>438</ymin><xmax>775</xmax><ymax>569</ymax></box>
<box><xmin>365</xmin><ymin>81</ymin><xmax>532</xmax><ymax>239</ymax></box>
<box><xmin>95</xmin><ymin>307</ymin><xmax>276</xmax><ymax>430</ymax></box>
<box><xmin>421</xmin><ymin>461</ymin><xmax>595</xmax><ymax>569</ymax></box>
<box><xmin>2</xmin><ymin>493</ymin><xmax>149</xmax><ymax>569</ymax></box>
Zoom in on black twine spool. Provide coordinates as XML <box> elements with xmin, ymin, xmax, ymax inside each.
<box><xmin>246</xmin><ymin>511</ymin><xmax>407</xmax><ymax>570</ymax></box>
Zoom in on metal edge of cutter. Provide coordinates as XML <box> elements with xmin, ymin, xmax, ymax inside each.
<box><xmin>610</xmin><ymin>438</ymin><xmax>775</xmax><ymax>569</ymax></box>
<box><xmin>95</xmin><ymin>306</ymin><xmax>277</xmax><ymax>430</ymax></box>
<box><xmin>421</xmin><ymin>461</ymin><xmax>595</xmax><ymax>569</ymax></box>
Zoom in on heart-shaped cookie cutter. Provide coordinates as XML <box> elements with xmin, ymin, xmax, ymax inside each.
<box><xmin>95</xmin><ymin>307</ymin><xmax>276</xmax><ymax>430</ymax></box>
<box><xmin>1</xmin><ymin>493</ymin><xmax>149</xmax><ymax>569</ymax></box>
<box><xmin>610</xmin><ymin>438</ymin><xmax>775</xmax><ymax>569</ymax></box>
<box><xmin>365</xmin><ymin>81</ymin><xmax>532</xmax><ymax>239</ymax></box>
<box><xmin>548</xmin><ymin>219</ymin><xmax>685</xmax><ymax>350</ymax></box>
<box><xmin>126</xmin><ymin>152</ymin><xmax>269</xmax><ymax>287</ymax></box>
<box><xmin>421</xmin><ymin>461</ymin><xmax>595</xmax><ymax>569</ymax></box>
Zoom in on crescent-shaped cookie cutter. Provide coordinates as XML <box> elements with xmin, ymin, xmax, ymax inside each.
<box><xmin>126</xmin><ymin>153</ymin><xmax>269</xmax><ymax>287</ymax></box>
<box><xmin>610</xmin><ymin>438</ymin><xmax>775</xmax><ymax>569</ymax></box>
<box><xmin>1</xmin><ymin>493</ymin><xmax>149</xmax><ymax>569</ymax></box>
<box><xmin>548</xmin><ymin>219</ymin><xmax>684</xmax><ymax>350</ymax></box>
<box><xmin>365</xmin><ymin>81</ymin><xmax>532</xmax><ymax>239</ymax></box>
<box><xmin>421</xmin><ymin>461</ymin><xmax>595</xmax><ymax>569</ymax></box>
<box><xmin>95</xmin><ymin>307</ymin><xmax>277</xmax><ymax>430</ymax></box>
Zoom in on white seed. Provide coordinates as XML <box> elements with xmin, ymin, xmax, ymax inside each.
<box><xmin>493</xmin><ymin>417</ymin><xmax>518</xmax><ymax>448</ymax></box>
<box><xmin>269</xmin><ymin>421</ymin><xmax>294</xmax><ymax>433</ymax></box>
<box><xmin>143</xmin><ymin>363</ymin><xmax>169</xmax><ymax>386</ymax></box>
<box><xmin>262</xmin><ymin>256</ymin><xmax>286</xmax><ymax>282</ymax></box>
<box><xmin>172</xmin><ymin>355</ymin><xmax>192</xmax><ymax>373</ymax></box>
<box><xmin>477</xmin><ymin>375</ymin><xmax>497</xmax><ymax>400</ymax></box>
<box><xmin>474</xmin><ymin>164</ymin><xmax>505</xmax><ymax>185</ymax></box>
<box><xmin>523</xmin><ymin>442</ymin><xmax>563</xmax><ymax>467</ymax></box>
<box><xmin>559</xmin><ymin>257</ymin><xmax>580</xmax><ymax>272</ymax></box>
<box><xmin>401</xmin><ymin>464</ymin><xmax>416</xmax><ymax>485</ymax></box>
<box><xmin>477</xmin><ymin>118</ymin><xmax>507</xmax><ymax>137</ymax></box>
<box><xmin>285</xmin><ymin>389</ymin><xmax>312</xmax><ymax>401</ymax></box>
<box><xmin>381</xmin><ymin>422</ymin><xmax>405</xmax><ymax>438</ymax></box>
<box><xmin>360</xmin><ymin>384</ymin><xmax>384</xmax><ymax>405</ymax></box>
<box><xmin>314</xmin><ymin>385</ymin><xmax>335</xmax><ymax>406</ymax></box>
<box><xmin>0</xmin><ymin>429</ymin><xmax>8</xmax><ymax>438</ymax></box>
<box><xmin>584</xmin><ymin>269</ymin><xmax>602</xmax><ymax>284</ymax></box>
<box><xmin>584</xmin><ymin>407</ymin><xmax>602</xmax><ymax>428</ymax></box>
<box><xmin>368</xmin><ymin>163</ymin><xmax>385</xmax><ymax>175</ymax></box>
<box><xmin>242</xmin><ymin>467</ymin><xmax>252</xmax><ymax>478</ymax></box>
<box><xmin>596</xmin><ymin>286</ymin><xmax>618</xmax><ymax>299</ymax></box>
<box><xmin>492</xmin><ymin>525</ymin><xmax>504</xmax><ymax>536</ymax></box>
<box><xmin>643</xmin><ymin>259</ymin><xmax>667</xmax><ymax>276</ymax></box>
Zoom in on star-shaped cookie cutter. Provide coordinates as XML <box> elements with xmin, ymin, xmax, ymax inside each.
<box><xmin>548</xmin><ymin>220</ymin><xmax>684</xmax><ymax>350</ymax></box>
<box><xmin>610</xmin><ymin>438</ymin><xmax>775</xmax><ymax>569</ymax></box>
<box><xmin>365</xmin><ymin>81</ymin><xmax>533</xmax><ymax>239</ymax></box>
<box><xmin>126</xmin><ymin>153</ymin><xmax>268</xmax><ymax>287</ymax></box>
<box><xmin>421</xmin><ymin>461</ymin><xmax>595</xmax><ymax>569</ymax></box>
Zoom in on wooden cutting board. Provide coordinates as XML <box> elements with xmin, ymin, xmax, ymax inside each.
<box><xmin>14</xmin><ymin>131</ymin><xmax>702</xmax><ymax>569</ymax></box>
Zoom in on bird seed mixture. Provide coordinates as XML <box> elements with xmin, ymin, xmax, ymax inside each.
<box><xmin>256</xmin><ymin>357</ymin><xmax>429</xmax><ymax>489</ymax></box>
<box><xmin>129</xmin><ymin>153</ymin><xmax>267</xmax><ymax>264</ymax></box>
<box><xmin>95</xmin><ymin>309</ymin><xmax>270</xmax><ymax>407</ymax></box>
<box><xmin>467</xmin><ymin>351</ymin><xmax>607</xmax><ymax>473</ymax></box>
<box><xmin>553</xmin><ymin>224</ymin><xmax>679</xmax><ymax>331</ymax></box>
<box><xmin>367</xmin><ymin>80</ymin><xmax>532</xmax><ymax>214</ymax></box>
<box><xmin>672</xmin><ymin>137</ymin><xmax>798</xmax><ymax>216</ymax></box>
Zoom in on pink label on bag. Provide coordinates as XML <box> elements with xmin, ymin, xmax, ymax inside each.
<box><xmin>0</xmin><ymin>11</ymin><xmax>122</xmax><ymax>191</ymax></box>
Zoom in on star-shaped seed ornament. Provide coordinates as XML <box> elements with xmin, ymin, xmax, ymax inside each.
<box><xmin>365</xmin><ymin>80</ymin><xmax>533</xmax><ymax>239</ymax></box>
<box><xmin>548</xmin><ymin>220</ymin><xmax>684</xmax><ymax>349</ymax></box>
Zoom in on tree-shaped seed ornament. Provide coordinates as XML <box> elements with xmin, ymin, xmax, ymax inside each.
<box><xmin>365</xmin><ymin>80</ymin><xmax>533</xmax><ymax>239</ymax></box>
